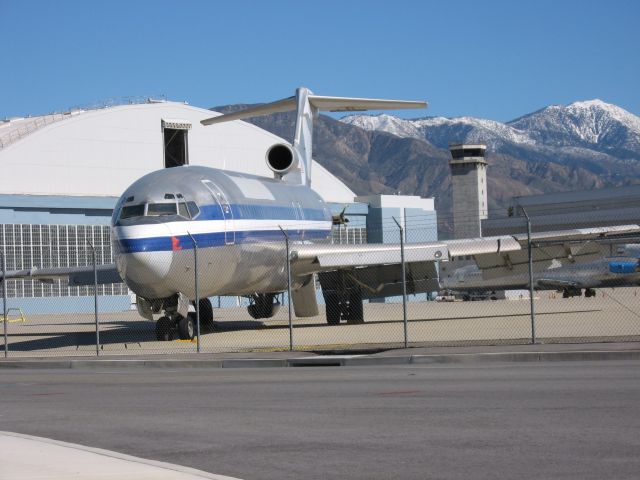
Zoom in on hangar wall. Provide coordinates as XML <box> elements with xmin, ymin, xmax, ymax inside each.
<box><xmin>0</xmin><ymin>101</ymin><xmax>356</xmax><ymax>202</ymax></box>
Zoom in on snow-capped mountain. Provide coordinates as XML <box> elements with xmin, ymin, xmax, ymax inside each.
<box><xmin>508</xmin><ymin>100</ymin><xmax>640</xmax><ymax>157</ymax></box>
<box><xmin>341</xmin><ymin>99</ymin><xmax>640</xmax><ymax>160</ymax></box>
<box><xmin>341</xmin><ymin>113</ymin><xmax>534</xmax><ymax>150</ymax></box>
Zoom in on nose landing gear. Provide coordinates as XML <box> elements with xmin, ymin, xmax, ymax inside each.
<box><xmin>154</xmin><ymin>297</ymin><xmax>214</xmax><ymax>341</ymax></box>
<box><xmin>154</xmin><ymin>314</ymin><xmax>195</xmax><ymax>341</ymax></box>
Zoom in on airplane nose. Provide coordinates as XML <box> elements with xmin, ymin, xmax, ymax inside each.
<box><xmin>121</xmin><ymin>251</ymin><xmax>173</xmax><ymax>287</ymax></box>
<box><xmin>114</xmin><ymin>224</ymin><xmax>175</xmax><ymax>297</ymax></box>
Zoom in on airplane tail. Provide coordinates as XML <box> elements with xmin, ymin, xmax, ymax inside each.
<box><xmin>201</xmin><ymin>87</ymin><xmax>427</xmax><ymax>186</ymax></box>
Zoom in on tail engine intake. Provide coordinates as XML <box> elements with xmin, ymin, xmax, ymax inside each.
<box><xmin>266</xmin><ymin>143</ymin><xmax>296</xmax><ymax>177</ymax></box>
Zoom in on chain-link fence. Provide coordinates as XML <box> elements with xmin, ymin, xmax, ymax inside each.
<box><xmin>2</xmin><ymin>213</ymin><xmax>640</xmax><ymax>357</ymax></box>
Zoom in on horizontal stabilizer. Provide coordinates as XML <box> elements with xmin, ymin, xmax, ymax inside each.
<box><xmin>307</xmin><ymin>95</ymin><xmax>427</xmax><ymax>112</ymax></box>
<box><xmin>201</xmin><ymin>92</ymin><xmax>427</xmax><ymax>125</ymax></box>
<box><xmin>201</xmin><ymin>97</ymin><xmax>297</xmax><ymax>125</ymax></box>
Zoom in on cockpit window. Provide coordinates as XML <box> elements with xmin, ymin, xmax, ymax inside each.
<box><xmin>120</xmin><ymin>204</ymin><xmax>145</xmax><ymax>219</ymax></box>
<box><xmin>147</xmin><ymin>203</ymin><xmax>178</xmax><ymax>216</ymax></box>
<box><xmin>187</xmin><ymin>201</ymin><xmax>200</xmax><ymax>218</ymax></box>
<box><xmin>178</xmin><ymin>202</ymin><xmax>189</xmax><ymax>218</ymax></box>
<box><xmin>117</xmin><ymin>196</ymin><xmax>200</xmax><ymax>223</ymax></box>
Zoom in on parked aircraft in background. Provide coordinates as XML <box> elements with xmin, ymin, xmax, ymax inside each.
<box><xmin>440</xmin><ymin>254</ymin><xmax>640</xmax><ymax>299</ymax></box>
<box><xmin>3</xmin><ymin>88</ymin><xmax>640</xmax><ymax>341</ymax></box>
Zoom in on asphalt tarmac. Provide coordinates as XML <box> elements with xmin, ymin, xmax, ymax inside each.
<box><xmin>2</xmin><ymin>360</ymin><xmax>640</xmax><ymax>480</ymax></box>
<box><xmin>4</xmin><ymin>288</ymin><xmax>640</xmax><ymax>356</ymax></box>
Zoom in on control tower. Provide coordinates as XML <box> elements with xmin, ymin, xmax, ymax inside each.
<box><xmin>449</xmin><ymin>143</ymin><xmax>488</xmax><ymax>239</ymax></box>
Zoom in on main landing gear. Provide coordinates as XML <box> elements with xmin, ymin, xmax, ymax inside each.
<box><xmin>155</xmin><ymin>298</ymin><xmax>214</xmax><ymax>341</ymax></box>
<box><xmin>324</xmin><ymin>290</ymin><xmax>364</xmax><ymax>325</ymax></box>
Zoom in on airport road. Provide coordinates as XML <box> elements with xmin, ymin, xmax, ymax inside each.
<box><xmin>1</xmin><ymin>361</ymin><xmax>640</xmax><ymax>480</ymax></box>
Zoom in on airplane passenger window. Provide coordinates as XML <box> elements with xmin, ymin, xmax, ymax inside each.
<box><xmin>147</xmin><ymin>203</ymin><xmax>178</xmax><ymax>216</ymax></box>
<box><xmin>120</xmin><ymin>204</ymin><xmax>145</xmax><ymax>219</ymax></box>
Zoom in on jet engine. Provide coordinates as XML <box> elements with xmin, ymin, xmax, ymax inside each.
<box><xmin>266</xmin><ymin>143</ymin><xmax>297</xmax><ymax>177</ymax></box>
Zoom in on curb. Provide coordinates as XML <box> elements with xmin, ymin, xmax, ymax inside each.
<box><xmin>0</xmin><ymin>431</ymin><xmax>242</xmax><ymax>480</ymax></box>
<box><xmin>1</xmin><ymin>349</ymin><xmax>639</xmax><ymax>369</ymax></box>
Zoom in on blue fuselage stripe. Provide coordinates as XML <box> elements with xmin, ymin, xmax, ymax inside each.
<box><xmin>197</xmin><ymin>204</ymin><xmax>327</xmax><ymax>221</ymax></box>
<box><xmin>117</xmin><ymin>229</ymin><xmax>330</xmax><ymax>253</ymax></box>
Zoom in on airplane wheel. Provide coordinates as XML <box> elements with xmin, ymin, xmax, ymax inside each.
<box><xmin>347</xmin><ymin>292</ymin><xmax>364</xmax><ymax>323</ymax></box>
<box><xmin>178</xmin><ymin>315</ymin><xmax>195</xmax><ymax>340</ymax></box>
<box><xmin>156</xmin><ymin>316</ymin><xmax>173</xmax><ymax>341</ymax></box>
<box><xmin>196</xmin><ymin>298</ymin><xmax>214</xmax><ymax>331</ymax></box>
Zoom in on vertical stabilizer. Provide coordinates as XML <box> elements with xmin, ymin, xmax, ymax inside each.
<box><xmin>290</xmin><ymin>87</ymin><xmax>316</xmax><ymax>186</ymax></box>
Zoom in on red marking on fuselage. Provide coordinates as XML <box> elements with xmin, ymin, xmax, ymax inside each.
<box><xmin>172</xmin><ymin>236</ymin><xmax>182</xmax><ymax>251</ymax></box>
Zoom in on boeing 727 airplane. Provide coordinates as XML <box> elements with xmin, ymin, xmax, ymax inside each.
<box><xmin>3</xmin><ymin>88</ymin><xmax>640</xmax><ymax>340</ymax></box>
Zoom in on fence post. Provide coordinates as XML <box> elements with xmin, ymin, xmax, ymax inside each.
<box><xmin>393</xmin><ymin>217</ymin><xmax>409</xmax><ymax>348</ymax></box>
<box><xmin>187</xmin><ymin>232</ymin><xmax>201</xmax><ymax>353</ymax></box>
<box><xmin>522</xmin><ymin>208</ymin><xmax>537</xmax><ymax>344</ymax></box>
<box><xmin>278</xmin><ymin>226</ymin><xmax>293</xmax><ymax>351</ymax></box>
<box><xmin>2</xmin><ymin>250</ymin><xmax>8</xmax><ymax>358</ymax></box>
<box><xmin>87</xmin><ymin>240</ymin><xmax>100</xmax><ymax>356</ymax></box>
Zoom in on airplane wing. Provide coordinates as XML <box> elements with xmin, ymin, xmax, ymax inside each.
<box><xmin>292</xmin><ymin>225</ymin><xmax>640</xmax><ymax>299</ymax></box>
<box><xmin>0</xmin><ymin>263</ymin><xmax>122</xmax><ymax>286</ymax></box>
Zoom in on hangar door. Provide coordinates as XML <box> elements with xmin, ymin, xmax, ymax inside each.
<box><xmin>162</xmin><ymin>119</ymin><xmax>191</xmax><ymax>168</ymax></box>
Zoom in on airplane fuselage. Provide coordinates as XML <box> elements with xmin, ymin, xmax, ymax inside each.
<box><xmin>111</xmin><ymin>165</ymin><xmax>333</xmax><ymax>301</ymax></box>
<box><xmin>440</xmin><ymin>257</ymin><xmax>640</xmax><ymax>292</ymax></box>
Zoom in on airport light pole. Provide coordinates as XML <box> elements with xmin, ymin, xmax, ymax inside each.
<box><xmin>279</xmin><ymin>226</ymin><xmax>294</xmax><ymax>351</ymax></box>
<box><xmin>522</xmin><ymin>208</ymin><xmax>537</xmax><ymax>344</ymax></box>
<box><xmin>393</xmin><ymin>217</ymin><xmax>409</xmax><ymax>348</ymax></box>
<box><xmin>187</xmin><ymin>232</ymin><xmax>201</xmax><ymax>353</ymax></box>
<box><xmin>2</xmin><ymin>250</ymin><xmax>8</xmax><ymax>358</ymax></box>
<box><xmin>87</xmin><ymin>241</ymin><xmax>100</xmax><ymax>356</ymax></box>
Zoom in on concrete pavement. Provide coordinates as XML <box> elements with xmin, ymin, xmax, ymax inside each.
<box><xmin>0</xmin><ymin>431</ymin><xmax>242</xmax><ymax>480</ymax></box>
<box><xmin>1</xmin><ymin>341</ymin><xmax>639</xmax><ymax>369</ymax></box>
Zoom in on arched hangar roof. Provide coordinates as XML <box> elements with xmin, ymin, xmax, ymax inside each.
<box><xmin>0</xmin><ymin>102</ymin><xmax>355</xmax><ymax>203</ymax></box>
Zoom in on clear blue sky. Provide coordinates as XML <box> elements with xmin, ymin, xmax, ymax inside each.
<box><xmin>1</xmin><ymin>0</ymin><xmax>638</xmax><ymax>121</ymax></box>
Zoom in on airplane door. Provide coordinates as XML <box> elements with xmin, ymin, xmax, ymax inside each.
<box><xmin>202</xmin><ymin>180</ymin><xmax>235</xmax><ymax>245</ymax></box>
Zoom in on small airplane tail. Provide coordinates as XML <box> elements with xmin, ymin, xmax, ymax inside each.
<box><xmin>201</xmin><ymin>87</ymin><xmax>426</xmax><ymax>186</ymax></box>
